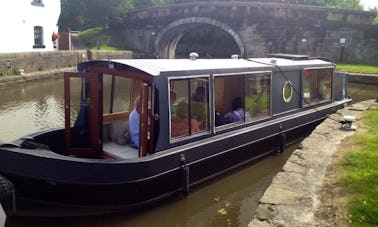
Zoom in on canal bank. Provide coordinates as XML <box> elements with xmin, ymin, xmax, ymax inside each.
<box><xmin>347</xmin><ymin>73</ymin><xmax>378</xmax><ymax>85</ymax></box>
<box><xmin>0</xmin><ymin>67</ymin><xmax>75</xmax><ymax>88</ymax></box>
<box><xmin>249</xmin><ymin>99</ymin><xmax>378</xmax><ymax>227</ymax></box>
<box><xmin>0</xmin><ymin>70</ymin><xmax>377</xmax><ymax>89</ymax></box>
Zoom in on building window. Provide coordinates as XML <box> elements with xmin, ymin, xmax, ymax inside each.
<box><xmin>31</xmin><ymin>0</ymin><xmax>44</xmax><ymax>7</ymax></box>
<box><xmin>33</xmin><ymin>26</ymin><xmax>45</xmax><ymax>48</ymax></box>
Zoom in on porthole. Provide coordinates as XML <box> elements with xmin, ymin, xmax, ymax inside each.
<box><xmin>282</xmin><ymin>81</ymin><xmax>293</xmax><ymax>103</ymax></box>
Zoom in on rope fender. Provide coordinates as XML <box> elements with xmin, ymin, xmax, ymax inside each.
<box><xmin>0</xmin><ymin>175</ymin><xmax>16</xmax><ymax>212</ymax></box>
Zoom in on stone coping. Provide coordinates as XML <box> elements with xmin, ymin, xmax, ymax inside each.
<box><xmin>249</xmin><ymin>100</ymin><xmax>378</xmax><ymax>227</ymax></box>
<box><xmin>0</xmin><ymin>67</ymin><xmax>76</xmax><ymax>88</ymax></box>
<box><xmin>347</xmin><ymin>73</ymin><xmax>378</xmax><ymax>85</ymax></box>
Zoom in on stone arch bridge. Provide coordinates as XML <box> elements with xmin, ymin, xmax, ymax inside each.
<box><xmin>121</xmin><ymin>2</ymin><xmax>377</xmax><ymax>64</ymax></box>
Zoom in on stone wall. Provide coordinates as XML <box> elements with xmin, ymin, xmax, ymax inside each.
<box><xmin>123</xmin><ymin>2</ymin><xmax>378</xmax><ymax>64</ymax></box>
<box><xmin>0</xmin><ymin>50</ymin><xmax>133</xmax><ymax>76</ymax></box>
<box><xmin>86</xmin><ymin>50</ymin><xmax>133</xmax><ymax>61</ymax></box>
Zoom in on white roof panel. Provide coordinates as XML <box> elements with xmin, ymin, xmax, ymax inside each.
<box><xmin>81</xmin><ymin>58</ymin><xmax>333</xmax><ymax>76</ymax></box>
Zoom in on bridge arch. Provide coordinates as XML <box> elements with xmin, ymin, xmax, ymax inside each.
<box><xmin>155</xmin><ymin>17</ymin><xmax>245</xmax><ymax>59</ymax></box>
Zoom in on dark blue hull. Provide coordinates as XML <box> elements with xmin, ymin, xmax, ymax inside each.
<box><xmin>0</xmin><ymin>100</ymin><xmax>348</xmax><ymax>216</ymax></box>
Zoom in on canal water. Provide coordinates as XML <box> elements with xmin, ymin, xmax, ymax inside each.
<box><xmin>1</xmin><ymin>78</ymin><xmax>377</xmax><ymax>226</ymax></box>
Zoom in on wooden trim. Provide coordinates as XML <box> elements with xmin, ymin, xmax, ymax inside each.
<box><xmin>148</xmin><ymin>97</ymin><xmax>155</xmax><ymax>155</ymax></box>
<box><xmin>139</xmin><ymin>83</ymin><xmax>149</xmax><ymax>157</ymax></box>
<box><xmin>103</xmin><ymin>111</ymin><xmax>131</xmax><ymax>124</ymax></box>
<box><xmin>89</xmin><ymin>76</ymin><xmax>102</xmax><ymax>155</ymax></box>
<box><xmin>64</xmin><ymin>72</ymin><xmax>102</xmax><ymax>157</ymax></box>
<box><xmin>64</xmin><ymin>73</ymin><xmax>71</xmax><ymax>155</ymax></box>
<box><xmin>87</xmin><ymin>66</ymin><xmax>154</xmax><ymax>83</ymax></box>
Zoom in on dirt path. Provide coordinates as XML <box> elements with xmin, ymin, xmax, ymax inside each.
<box><xmin>314</xmin><ymin>110</ymin><xmax>371</xmax><ymax>226</ymax></box>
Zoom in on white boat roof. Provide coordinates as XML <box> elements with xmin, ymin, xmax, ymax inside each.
<box><xmin>81</xmin><ymin>57</ymin><xmax>333</xmax><ymax>76</ymax></box>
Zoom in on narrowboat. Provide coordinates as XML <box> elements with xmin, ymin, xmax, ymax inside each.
<box><xmin>0</xmin><ymin>54</ymin><xmax>350</xmax><ymax>216</ymax></box>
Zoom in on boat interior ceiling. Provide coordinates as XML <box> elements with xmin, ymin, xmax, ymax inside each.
<box><xmin>25</xmin><ymin>57</ymin><xmax>348</xmax><ymax>160</ymax></box>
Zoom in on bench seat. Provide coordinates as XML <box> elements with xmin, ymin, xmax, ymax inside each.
<box><xmin>103</xmin><ymin>142</ymin><xmax>138</xmax><ymax>159</ymax></box>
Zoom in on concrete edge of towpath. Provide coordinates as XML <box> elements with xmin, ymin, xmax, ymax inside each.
<box><xmin>248</xmin><ymin>99</ymin><xmax>378</xmax><ymax>227</ymax></box>
<box><xmin>0</xmin><ymin>67</ymin><xmax>76</xmax><ymax>88</ymax></box>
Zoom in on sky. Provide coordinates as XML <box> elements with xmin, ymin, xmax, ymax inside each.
<box><xmin>360</xmin><ymin>0</ymin><xmax>378</xmax><ymax>10</ymax></box>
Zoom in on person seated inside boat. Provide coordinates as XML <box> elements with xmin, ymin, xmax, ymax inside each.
<box><xmin>110</xmin><ymin>121</ymin><xmax>131</xmax><ymax>145</ymax></box>
<box><xmin>225</xmin><ymin>97</ymin><xmax>251</xmax><ymax>123</ymax></box>
<box><xmin>171</xmin><ymin>101</ymin><xmax>199</xmax><ymax>137</ymax></box>
<box><xmin>190</xmin><ymin>86</ymin><xmax>207</xmax><ymax>129</ymax></box>
<box><xmin>215</xmin><ymin>111</ymin><xmax>228</xmax><ymax>126</ymax></box>
<box><xmin>191</xmin><ymin>86</ymin><xmax>206</xmax><ymax>102</ymax></box>
<box><xmin>128</xmin><ymin>96</ymin><xmax>140</xmax><ymax>149</ymax></box>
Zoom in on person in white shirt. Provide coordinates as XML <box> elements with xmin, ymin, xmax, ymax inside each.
<box><xmin>129</xmin><ymin>97</ymin><xmax>140</xmax><ymax>148</ymax></box>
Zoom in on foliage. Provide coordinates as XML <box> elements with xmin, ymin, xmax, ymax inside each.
<box><xmin>79</xmin><ymin>28</ymin><xmax>109</xmax><ymax>46</ymax></box>
<box><xmin>79</xmin><ymin>28</ymin><xmax>121</xmax><ymax>50</ymax></box>
<box><xmin>341</xmin><ymin>108</ymin><xmax>378</xmax><ymax>226</ymax></box>
<box><xmin>315</xmin><ymin>0</ymin><xmax>363</xmax><ymax>10</ymax></box>
<box><xmin>172</xmin><ymin>0</ymin><xmax>363</xmax><ymax>9</ymax></box>
<box><xmin>336</xmin><ymin>64</ymin><xmax>378</xmax><ymax>74</ymax></box>
<box><xmin>93</xmin><ymin>45</ymin><xmax>120</xmax><ymax>51</ymax></box>
<box><xmin>245</xmin><ymin>93</ymin><xmax>269</xmax><ymax>116</ymax></box>
<box><xmin>369</xmin><ymin>7</ymin><xmax>378</xmax><ymax>25</ymax></box>
<box><xmin>79</xmin><ymin>27</ymin><xmax>142</xmax><ymax>50</ymax></box>
<box><xmin>59</xmin><ymin>0</ymin><xmax>135</xmax><ymax>31</ymax></box>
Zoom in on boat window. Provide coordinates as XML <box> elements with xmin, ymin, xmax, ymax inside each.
<box><xmin>245</xmin><ymin>73</ymin><xmax>271</xmax><ymax>121</ymax></box>
<box><xmin>214</xmin><ymin>74</ymin><xmax>246</xmax><ymax>126</ymax></box>
<box><xmin>64</xmin><ymin>73</ymin><xmax>102</xmax><ymax>157</ymax></box>
<box><xmin>303</xmin><ymin>68</ymin><xmax>332</xmax><ymax>106</ymax></box>
<box><xmin>214</xmin><ymin>72</ymin><xmax>271</xmax><ymax>127</ymax></box>
<box><xmin>102</xmin><ymin>74</ymin><xmax>141</xmax><ymax>145</ymax></box>
<box><xmin>103</xmin><ymin>74</ymin><xmax>133</xmax><ymax>114</ymax></box>
<box><xmin>169</xmin><ymin>77</ymin><xmax>210</xmax><ymax>139</ymax></box>
<box><xmin>68</xmin><ymin>77</ymin><xmax>84</xmax><ymax>127</ymax></box>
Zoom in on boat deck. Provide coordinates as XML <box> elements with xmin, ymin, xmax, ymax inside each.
<box><xmin>103</xmin><ymin>142</ymin><xmax>139</xmax><ymax>159</ymax></box>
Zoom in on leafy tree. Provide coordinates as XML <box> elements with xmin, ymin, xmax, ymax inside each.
<box><xmin>171</xmin><ymin>0</ymin><xmax>363</xmax><ymax>10</ymax></box>
<box><xmin>316</xmin><ymin>0</ymin><xmax>363</xmax><ymax>10</ymax></box>
<box><xmin>58</xmin><ymin>0</ymin><xmax>88</xmax><ymax>31</ymax></box>
<box><xmin>370</xmin><ymin>7</ymin><xmax>378</xmax><ymax>25</ymax></box>
<box><xmin>58</xmin><ymin>0</ymin><xmax>174</xmax><ymax>30</ymax></box>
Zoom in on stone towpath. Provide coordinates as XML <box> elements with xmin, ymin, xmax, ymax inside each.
<box><xmin>249</xmin><ymin>100</ymin><xmax>378</xmax><ymax>227</ymax></box>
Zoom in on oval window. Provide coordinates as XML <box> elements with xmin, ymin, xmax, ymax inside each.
<box><xmin>282</xmin><ymin>81</ymin><xmax>293</xmax><ymax>103</ymax></box>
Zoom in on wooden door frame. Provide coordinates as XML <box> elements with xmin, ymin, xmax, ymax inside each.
<box><xmin>64</xmin><ymin>72</ymin><xmax>102</xmax><ymax>157</ymax></box>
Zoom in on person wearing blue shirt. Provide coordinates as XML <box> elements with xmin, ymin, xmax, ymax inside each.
<box><xmin>129</xmin><ymin>97</ymin><xmax>140</xmax><ymax>148</ymax></box>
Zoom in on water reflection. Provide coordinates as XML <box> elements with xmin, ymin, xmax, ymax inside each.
<box><xmin>0</xmin><ymin>79</ymin><xmax>65</xmax><ymax>142</ymax></box>
<box><xmin>6</xmin><ymin>150</ymin><xmax>292</xmax><ymax>227</ymax></box>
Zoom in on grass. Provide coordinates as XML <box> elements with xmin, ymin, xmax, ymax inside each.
<box><xmin>336</xmin><ymin>64</ymin><xmax>378</xmax><ymax>74</ymax></box>
<box><xmin>341</xmin><ymin>107</ymin><xmax>378</xmax><ymax>226</ymax></box>
<box><xmin>94</xmin><ymin>45</ymin><xmax>119</xmax><ymax>51</ymax></box>
<box><xmin>79</xmin><ymin>27</ymin><xmax>120</xmax><ymax>50</ymax></box>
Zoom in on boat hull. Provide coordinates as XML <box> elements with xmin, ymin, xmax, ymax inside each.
<box><xmin>0</xmin><ymin>101</ymin><xmax>347</xmax><ymax>216</ymax></box>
